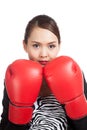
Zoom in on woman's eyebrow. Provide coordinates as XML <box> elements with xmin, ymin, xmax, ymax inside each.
<box><xmin>31</xmin><ymin>41</ymin><xmax>57</xmax><ymax>44</ymax></box>
<box><xmin>48</xmin><ymin>41</ymin><xmax>57</xmax><ymax>44</ymax></box>
<box><xmin>31</xmin><ymin>41</ymin><xmax>40</xmax><ymax>44</ymax></box>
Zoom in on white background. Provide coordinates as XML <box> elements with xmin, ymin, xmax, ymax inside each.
<box><xmin>0</xmin><ymin>0</ymin><xmax>87</xmax><ymax>119</ymax></box>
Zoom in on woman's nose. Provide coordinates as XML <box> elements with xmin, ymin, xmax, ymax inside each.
<box><xmin>40</xmin><ymin>48</ymin><xmax>48</xmax><ymax>58</ymax></box>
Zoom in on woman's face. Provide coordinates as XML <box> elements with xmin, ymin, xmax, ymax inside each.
<box><xmin>23</xmin><ymin>27</ymin><xmax>60</xmax><ymax>66</ymax></box>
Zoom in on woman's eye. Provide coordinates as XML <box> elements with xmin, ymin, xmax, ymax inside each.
<box><xmin>33</xmin><ymin>44</ymin><xmax>39</xmax><ymax>48</ymax></box>
<box><xmin>49</xmin><ymin>45</ymin><xmax>56</xmax><ymax>48</ymax></box>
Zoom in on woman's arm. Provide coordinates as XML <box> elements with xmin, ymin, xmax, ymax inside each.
<box><xmin>0</xmin><ymin>85</ymin><xmax>9</xmax><ymax>129</ymax></box>
<box><xmin>0</xmin><ymin>83</ymin><xmax>29</xmax><ymax>130</ymax></box>
<box><xmin>4</xmin><ymin>122</ymin><xmax>29</xmax><ymax>130</ymax></box>
<box><xmin>83</xmin><ymin>74</ymin><xmax>87</xmax><ymax>99</ymax></box>
<box><xmin>67</xmin><ymin>73</ymin><xmax>87</xmax><ymax>130</ymax></box>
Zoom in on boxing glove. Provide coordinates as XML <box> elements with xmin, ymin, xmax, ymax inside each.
<box><xmin>5</xmin><ymin>59</ymin><xmax>42</xmax><ymax>124</ymax></box>
<box><xmin>44</xmin><ymin>56</ymin><xmax>87</xmax><ymax>119</ymax></box>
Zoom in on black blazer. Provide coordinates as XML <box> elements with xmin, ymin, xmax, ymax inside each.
<box><xmin>0</xmin><ymin>74</ymin><xmax>87</xmax><ymax>130</ymax></box>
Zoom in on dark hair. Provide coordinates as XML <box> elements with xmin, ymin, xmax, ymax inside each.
<box><xmin>24</xmin><ymin>14</ymin><xmax>61</xmax><ymax>44</ymax></box>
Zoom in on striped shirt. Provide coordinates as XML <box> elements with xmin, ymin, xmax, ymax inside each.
<box><xmin>29</xmin><ymin>94</ymin><xmax>68</xmax><ymax>130</ymax></box>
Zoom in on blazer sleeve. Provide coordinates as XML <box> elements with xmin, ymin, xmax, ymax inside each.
<box><xmin>0</xmin><ymin>85</ymin><xmax>9</xmax><ymax>130</ymax></box>
<box><xmin>0</xmin><ymin>83</ymin><xmax>29</xmax><ymax>130</ymax></box>
<box><xmin>67</xmin><ymin>73</ymin><xmax>87</xmax><ymax>130</ymax></box>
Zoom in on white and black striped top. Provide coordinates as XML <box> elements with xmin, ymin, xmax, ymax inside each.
<box><xmin>29</xmin><ymin>94</ymin><xmax>68</xmax><ymax>130</ymax></box>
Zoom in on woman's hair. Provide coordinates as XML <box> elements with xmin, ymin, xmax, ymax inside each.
<box><xmin>24</xmin><ymin>14</ymin><xmax>61</xmax><ymax>44</ymax></box>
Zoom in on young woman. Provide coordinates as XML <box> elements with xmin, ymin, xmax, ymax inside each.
<box><xmin>0</xmin><ymin>14</ymin><xmax>87</xmax><ymax>130</ymax></box>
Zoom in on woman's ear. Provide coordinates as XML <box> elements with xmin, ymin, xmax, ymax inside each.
<box><xmin>57</xmin><ymin>43</ymin><xmax>61</xmax><ymax>53</ymax></box>
<box><xmin>23</xmin><ymin>40</ymin><xmax>27</xmax><ymax>53</ymax></box>
<box><xmin>57</xmin><ymin>43</ymin><xmax>61</xmax><ymax>56</ymax></box>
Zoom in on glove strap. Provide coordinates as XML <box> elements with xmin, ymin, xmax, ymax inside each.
<box><xmin>65</xmin><ymin>94</ymin><xmax>87</xmax><ymax>119</ymax></box>
<box><xmin>9</xmin><ymin>103</ymin><xmax>33</xmax><ymax>124</ymax></box>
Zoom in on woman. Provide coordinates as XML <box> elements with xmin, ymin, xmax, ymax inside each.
<box><xmin>0</xmin><ymin>14</ymin><xmax>87</xmax><ymax>130</ymax></box>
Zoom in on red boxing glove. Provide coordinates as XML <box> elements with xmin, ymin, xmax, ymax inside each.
<box><xmin>44</xmin><ymin>56</ymin><xmax>87</xmax><ymax>119</ymax></box>
<box><xmin>5</xmin><ymin>59</ymin><xmax>42</xmax><ymax>124</ymax></box>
